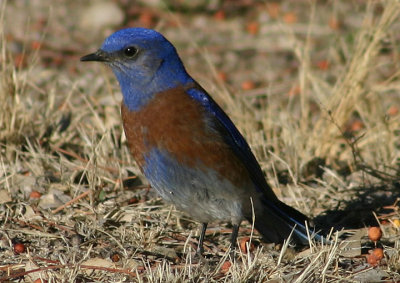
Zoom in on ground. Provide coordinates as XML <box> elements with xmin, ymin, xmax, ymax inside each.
<box><xmin>1</xmin><ymin>0</ymin><xmax>400</xmax><ymax>282</ymax></box>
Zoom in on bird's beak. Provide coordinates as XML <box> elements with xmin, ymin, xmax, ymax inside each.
<box><xmin>80</xmin><ymin>50</ymin><xmax>109</xmax><ymax>62</ymax></box>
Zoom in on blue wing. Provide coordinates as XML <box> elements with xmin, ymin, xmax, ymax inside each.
<box><xmin>186</xmin><ymin>86</ymin><xmax>275</xmax><ymax>198</ymax></box>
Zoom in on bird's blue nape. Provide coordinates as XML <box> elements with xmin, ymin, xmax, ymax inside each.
<box><xmin>99</xmin><ymin>27</ymin><xmax>193</xmax><ymax>111</ymax></box>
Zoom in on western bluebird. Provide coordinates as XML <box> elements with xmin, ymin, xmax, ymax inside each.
<box><xmin>81</xmin><ymin>27</ymin><xmax>322</xmax><ymax>254</ymax></box>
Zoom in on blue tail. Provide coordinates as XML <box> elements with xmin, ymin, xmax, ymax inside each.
<box><xmin>249</xmin><ymin>197</ymin><xmax>325</xmax><ymax>245</ymax></box>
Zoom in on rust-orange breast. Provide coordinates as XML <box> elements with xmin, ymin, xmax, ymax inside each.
<box><xmin>121</xmin><ymin>85</ymin><xmax>250</xmax><ymax>186</ymax></box>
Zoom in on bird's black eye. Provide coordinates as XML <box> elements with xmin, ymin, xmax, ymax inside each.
<box><xmin>123</xmin><ymin>46</ymin><xmax>138</xmax><ymax>58</ymax></box>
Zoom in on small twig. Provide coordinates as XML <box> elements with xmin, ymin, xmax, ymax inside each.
<box><xmin>51</xmin><ymin>145</ymin><xmax>120</xmax><ymax>173</ymax></box>
<box><xmin>10</xmin><ymin>218</ymin><xmax>45</xmax><ymax>232</ymax></box>
<box><xmin>32</xmin><ymin>256</ymin><xmax>62</xmax><ymax>264</ymax></box>
<box><xmin>344</xmin><ymin>265</ymin><xmax>375</xmax><ymax>280</ymax></box>
<box><xmin>52</xmin><ymin>190</ymin><xmax>91</xmax><ymax>214</ymax></box>
<box><xmin>0</xmin><ymin>263</ymin><xmax>24</xmax><ymax>271</ymax></box>
<box><xmin>382</xmin><ymin>198</ymin><xmax>400</xmax><ymax>211</ymax></box>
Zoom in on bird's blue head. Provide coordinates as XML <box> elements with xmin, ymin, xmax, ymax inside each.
<box><xmin>81</xmin><ymin>27</ymin><xmax>193</xmax><ymax>111</ymax></box>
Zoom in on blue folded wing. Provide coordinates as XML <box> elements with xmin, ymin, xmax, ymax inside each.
<box><xmin>186</xmin><ymin>87</ymin><xmax>274</xmax><ymax>197</ymax></box>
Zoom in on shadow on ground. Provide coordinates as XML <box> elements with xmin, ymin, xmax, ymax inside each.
<box><xmin>314</xmin><ymin>182</ymin><xmax>400</xmax><ymax>234</ymax></box>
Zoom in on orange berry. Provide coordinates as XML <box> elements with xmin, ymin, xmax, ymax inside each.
<box><xmin>349</xmin><ymin>120</ymin><xmax>364</xmax><ymax>132</ymax></box>
<box><xmin>220</xmin><ymin>260</ymin><xmax>231</xmax><ymax>273</ymax></box>
<box><xmin>366</xmin><ymin>253</ymin><xmax>378</xmax><ymax>266</ymax></box>
<box><xmin>241</xmin><ymin>80</ymin><xmax>255</xmax><ymax>90</ymax></box>
<box><xmin>368</xmin><ymin>226</ymin><xmax>382</xmax><ymax>242</ymax></box>
<box><xmin>388</xmin><ymin>106</ymin><xmax>399</xmax><ymax>116</ymax></box>
<box><xmin>288</xmin><ymin>85</ymin><xmax>301</xmax><ymax>97</ymax></box>
<box><xmin>31</xmin><ymin>41</ymin><xmax>42</xmax><ymax>50</ymax></box>
<box><xmin>283</xmin><ymin>12</ymin><xmax>297</xmax><ymax>24</ymax></box>
<box><xmin>110</xmin><ymin>252</ymin><xmax>121</xmax><ymax>262</ymax></box>
<box><xmin>217</xmin><ymin>71</ymin><xmax>228</xmax><ymax>82</ymax></box>
<box><xmin>381</xmin><ymin>220</ymin><xmax>389</xmax><ymax>225</ymax></box>
<box><xmin>30</xmin><ymin>190</ymin><xmax>41</xmax><ymax>199</ymax></box>
<box><xmin>316</xmin><ymin>60</ymin><xmax>330</xmax><ymax>71</ymax></box>
<box><xmin>128</xmin><ymin>197</ymin><xmax>139</xmax><ymax>204</ymax></box>
<box><xmin>367</xmin><ymin>248</ymin><xmax>384</xmax><ymax>266</ymax></box>
<box><xmin>266</xmin><ymin>3</ymin><xmax>280</xmax><ymax>19</ymax></box>
<box><xmin>329</xmin><ymin>17</ymin><xmax>341</xmax><ymax>30</ymax></box>
<box><xmin>214</xmin><ymin>10</ymin><xmax>226</xmax><ymax>21</ymax></box>
<box><xmin>239</xmin><ymin>237</ymin><xmax>255</xmax><ymax>254</ymax></box>
<box><xmin>14</xmin><ymin>243</ymin><xmax>25</xmax><ymax>254</ymax></box>
<box><xmin>372</xmin><ymin>248</ymin><xmax>384</xmax><ymax>260</ymax></box>
<box><xmin>139</xmin><ymin>11</ymin><xmax>154</xmax><ymax>28</ymax></box>
<box><xmin>246</xmin><ymin>22</ymin><xmax>259</xmax><ymax>35</ymax></box>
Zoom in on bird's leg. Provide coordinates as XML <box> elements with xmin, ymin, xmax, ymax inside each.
<box><xmin>230</xmin><ymin>224</ymin><xmax>240</xmax><ymax>248</ymax></box>
<box><xmin>229</xmin><ymin>224</ymin><xmax>240</xmax><ymax>259</ymax></box>
<box><xmin>197</xmin><ymin>222</ymin><xmax>208</xmax><ymax>255</ymax></box>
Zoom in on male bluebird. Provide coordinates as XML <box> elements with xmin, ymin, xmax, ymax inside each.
<box><xmin>81</xmin><ymin>27</ymin><xmax>321</xmax><ymax>253</ymax></box>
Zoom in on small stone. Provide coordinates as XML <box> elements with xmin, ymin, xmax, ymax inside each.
<box><xmin>0</xmin><ymin>190</ymin><xmax>12</xmax><ymax>204</ymax></box>
<box><xmin>80</xmin><ymin>2</ymin><xmax>124</xmax><ymax>31</ymax></box>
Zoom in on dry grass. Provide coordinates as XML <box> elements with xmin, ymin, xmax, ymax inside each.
<box><xmin>1</xmin><ymin>0</ymin><xmax>400</xmax><ymax>282</ymax></box>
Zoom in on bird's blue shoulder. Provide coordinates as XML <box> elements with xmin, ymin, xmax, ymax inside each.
<box><xmin>186</xmin><ymin>88</ymin><xmax>248</xmax><ymax>148</ymax></box>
